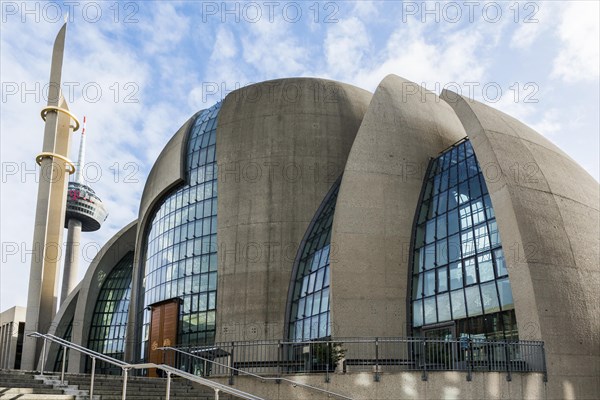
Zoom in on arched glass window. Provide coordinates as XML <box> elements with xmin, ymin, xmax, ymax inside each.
<box><xmin>140</xmin><ymin>103</ymin><xmax>220</xmax><ymax>359</ymax></box>
<box><xmin>410</xmin><ymin>139</ymin><xmax>517</xmax><ymax>340</ymax></box>
<box><xmin>87</xmin><ymin>252</ymin><xmax>133</xmax><ymax>373</ymax></box>
<box><xmin>288</xmin><ymin>179</ymin><xmax>340</xmax><ymax>341</ymax></box>
<box><xmin>53</xmin><ymin>316</ymin><xmax>73</xmax><ymax>372</ymax></box>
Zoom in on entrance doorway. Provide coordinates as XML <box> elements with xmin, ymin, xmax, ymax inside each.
<box><xmin>148</xmin><ymin>298</ymin><xmax>180</xmax><ymax>377</ymax></box>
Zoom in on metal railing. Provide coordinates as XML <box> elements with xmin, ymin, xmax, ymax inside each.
<box><xmin>27</xmin><ymin>332</ymin><xmax>264</xmax><ymax>400</ymax></box>
<box><xmin>160</xmin><ymin>346</ymin><xmax>353</xmax><ymax>400</ymax></box>
<box><xmin>165</xmin><ymin>337</ymin><xmax>547</xmax><ymax>382</ymax></box>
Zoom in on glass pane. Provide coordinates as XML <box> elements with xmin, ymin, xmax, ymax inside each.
<box><xmin>461</xmin><ymin>230</ymin><xmax>476</xmax><ymax>257</ymax></box>
<box><xmin>424</xmin><ymin>270</ymin><xmax>436</xmax><ymax>297</ymax></box>
<box><xmin>448</xmin><ymin>234</ymin><xmax>461</xmax><ymax>261</ymax></box>
<box><xmin>448</xmin><ymin>210</ymin><xmax>459</xmax><ymax>235</ymax></box>
<box><xmin>424</xmin><ymin>297</ymin><xmax>437</xmax><ymax>325</ymax></box>
<box><xmin>463</xmin><ymin>258</ymin><xmax>477</xmax><ymax>285</ymax></box>
<box><xmin>436</xmin><ymin>241</ymin><xmax>448</xmax><ymax>266</ymax></box>
<box><xmin>413</xmin><ymin>274</ymin><xmax>423</xmax><ymax>299</ymax></box>
<box><xmin>449</xmin><ymin>262</ymin><xmax>463</xmax><ymax>290</ymax></box>
<box><xmin>458</xmin><ymin>181</ymin><xmax>470</xmax><ymax>204</ymax></box>
<box><xmin>489</xmin><ymin>220</ymin><xmax>501</xmax><ymax>247</ymax></box>
<box><xmin>436</xmin><ymin>215</ymin><xmax>447</xmax><ymax>239</ymax></box>
<box><xmin>494</xmin><ymin>249</ymin><xmax>507</xmax><ymax>277</ymax></box>
<box><xmin>437</xmin><ymin>293</ymin><xmax>451</xmax><ymax>322</ymax></box>
<box><xmin>448</xmin><ymin>188</ymin><xmax>459</xmax><ymax>210</ymax></box>
<box><xmin>459</xmin><ymin>204</ymin><xmax>473</xmax><ymax>229</ymax></box>
<box><xmin>426</xmin><ymin>220</ymin><xmax>436</xmax><ymax>244</ymax></box>
<box><xmin>474</xmin><ymin>224</ymin><xmax>490</xmax><ymax>253</ymax></box>
<box><xmin>471</xmin><ymin>200</ymin><xmax>486</xmax><ymax>226</ymax></box>
<box><xmin>424</xmin><ymin>244</ymin><xmax>436</xmax><ymax>270</ymax></box>
<box><xmin>483</xmin><ymin>195</ymin><xmax>495</xmax><ymax>219</ymax></box>
<box><xmin>413</xmin><ymin>249</ymin><xmax>423</xmax><ymax>273</ymax></box>
<box><xmin>437</xmin><ymin>266</ymin><xmax>448</xmax><ymax>293</ymax></box>
<box><xmin>437</xmin><ymin>191</ymin><xmax>448</xmax><ymax>215</ymax></box>
<box><xmin>451</xmin><ymin>289</ymin><xmax>467</xmax><ymax>319</ymax></box>
<box><xmin>481</xmin><ymin>282</ymin><xmax>500</xmax><ymax>313</ymax></box>
<box><xmin>413</xmin><ymin>300</ymin><xmax>423</xmax><ymax>327</ymax></box>
<box><xmin>478</xmin><ymin>253</ymin><xmax>495</xmax><ymax>282</ymax></box>
<box><xmin>469</xmin><ymin>176</ymin><xmax>482</xmax><ymax>199</ymax></box>
<box><xmin>465</xmin><ymin>286</ymin><xmax>483</xmax><ymax>317</ymax></box>
<box><xmin>497</xmin><ymin>278</ymin><xmax>514</xmax><ymax>310</ymax></box>
<box><xmin>320</xmin><ymin>288</ymin><xmax>329</xmax><ymax>313</ymax></box>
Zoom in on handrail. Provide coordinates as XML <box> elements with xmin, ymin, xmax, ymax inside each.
<box><xmin>126</xmin><ymin>362</ymin><xmax>264</xmax><ymax>400</ymax></box>
<box><xmin>160</xmin><ymin>346</ymin><xmax>354</xmax><ymax>400</ymax></box>
<box><xmin>27</xmin><ymin>332</ymin><xmax>265</xmax><ymax>400</ymax></box>
<box><xmin>29</xmin><ymin>332</ymin><xmax>127</xmax><ymax>367</ymax></box>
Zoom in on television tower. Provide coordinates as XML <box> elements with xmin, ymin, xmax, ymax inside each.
<box><xmin>61</xmin><ymin>117</ymin><xmax>108</xmax><ymax>305</ymax></box>
<box><xmin>22</xmin><ymin>22</ymin><xmax>79</xmax><ymax>370</ymax></box>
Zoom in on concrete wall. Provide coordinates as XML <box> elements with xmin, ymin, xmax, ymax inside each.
<box><xmin>330</xmin><ymin>75</ymin><xmax>466</xmax><ymax>338</ymax></box>
<box><xmin>211</xmin><ymin>372</ymin><xmax>548</xmax><ymax>400</ymax></box>
<box><xmin>440</xmin><ymin>91</ymin><xmax>600</xmax><ymax>400</ymax></box>
<box><xmin>216</xmin><ymin>78</ymin><xmax>372</xmax><ymax>341</ymax></box>
<box><xmin>66</xmin><ymin>220</ymin><xmax>137</xmax><ymax>372</ymax></box>
<box><xmin>0</xmin><ymin>306</ymin><xmax>26</xmax><ymax>369</ymax></box>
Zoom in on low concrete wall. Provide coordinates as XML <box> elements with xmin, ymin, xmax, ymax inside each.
<box><xmin>211</xmin><ymin>371</ymin><xmax>548</xmax><ymax>400</ymax></box>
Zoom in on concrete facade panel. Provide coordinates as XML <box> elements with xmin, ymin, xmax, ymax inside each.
<box><xmin>216</xmin><ymin>78</ymin><xmax>371</xmax><ymax>341</ymax></box>
<box><xmin>330</xmin><ymin>75</ymin><xmax>466</xmax><ymax>338</ymax></box>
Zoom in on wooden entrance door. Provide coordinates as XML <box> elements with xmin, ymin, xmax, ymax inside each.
<box><xmin>148</xmin><ymin>298</ymin><xmax>180</xmax><ymax>377</ymax></box>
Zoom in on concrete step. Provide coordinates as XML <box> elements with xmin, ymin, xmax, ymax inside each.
<box><xmin>0</xmin><ymin>370</ymin><xmax>238</xmax><ymax>400</ymax></box>
<box><xmin>0</xmin><ymin>387</ymin><xmax>68</xmax><ymax>395</ymax></box>
<box><xmin>0</xmin><ymin>391</ymin><xmax>75</xmax><ymax>400</ymax></box>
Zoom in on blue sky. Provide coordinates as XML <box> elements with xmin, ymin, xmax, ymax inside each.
<box><xmin>1</xmin><ymin>1</ymin><xmax>598</xmax><ymax>311</ymax></box>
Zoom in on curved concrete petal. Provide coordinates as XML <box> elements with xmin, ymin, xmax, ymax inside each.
<box><xmin>330</xmin><ymin>75</ymin><xmax>466</xmax><ymax>338</ymax></box>
<box><xmin>216</xmin><ymin>78</ymin><xmax>371</xmax><ymax>341</ymax></box>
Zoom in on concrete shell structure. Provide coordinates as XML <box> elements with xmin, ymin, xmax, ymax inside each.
<box><xmin>38</xmin><ymin>75</ymin><xmax>598</xmax><ymax>399</ymax></box>
<box><xmin>440</xmin><ymin>90</ymin><xmax>600</xmax><ymax>398</ymax></box>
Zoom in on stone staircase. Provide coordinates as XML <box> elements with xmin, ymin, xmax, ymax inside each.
<box><xmin>0</xmin><ymin>369</ymin><xmax>236</xmax><ymax>400</ymax></box>
<box><xmin>0</xmin><ymin>370</ymin><xmax>74</xmax><ymax>399</ymax></box>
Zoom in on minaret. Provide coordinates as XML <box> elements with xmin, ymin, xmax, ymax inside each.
<box><xmin>21</xmin><ymin>22</ymin><xmax>79</xmax><ymax>370</ymax></box>
<box><xmin>61</xmin><ymin>117</ymin><xmax>108</xmax><ymax>305</ymax></box>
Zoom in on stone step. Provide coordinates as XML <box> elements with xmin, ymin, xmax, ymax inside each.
<box><xmin>0</xmin><ymin>387</ymin><xmax>67</xmax><ymax>395</ymax></box>
<box><xmin>0</xmin><ymin>380</ymin><xmax>51</xmax><ymax>388</ymax></box>
<box><xmin>0</xmin><ymin>391</ymin><xmax>75</xmax><ymax>400</ymax></box>
<box><xmin>0</xmin><ymin>370</ymin><xmax>239</xmax><ymax>400</ymax></box>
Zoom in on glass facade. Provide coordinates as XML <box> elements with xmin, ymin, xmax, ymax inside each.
<box><xmin>411</xmin><ymin>139</ymin><xmax>518</xmax><ymax>340</ymax></box>
<box><xmin>288</xmin><ymin>179</ymin><xmax>339</xmax><ymax>341</ymax></box>
<box><xmin>87</xmin><ymin>252</ymin><xmax>133</xmax><ymax>373</ymax></box>
<box><xmin>140</xmin><ymin>103</ymin><xmax>220</xmax><ymax>359</ymax></box>
<box><xmin>53</xmin><ymin>317</ymin><xmax>73</xmax><ymax>372</ymax></box>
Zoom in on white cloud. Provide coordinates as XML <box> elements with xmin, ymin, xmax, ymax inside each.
<box><xmin>350</xmin><ymin>22</ymin><xmax>488</xmax><ymax>92</ymax></box>
<box><xmin>211</xmin><ymin>27</ymin><xmax>238</xmax><ymax>60</ymax></box>
<box><xmin>529</xmin><ymin>109</ymin><xmax>562</xmax><ymax>138</ymax></box>
<box><xmin>240</xmin><ymin>18</ymin><xmax>310</xmax><ymax>77</ymax></box>
<box><xmin>510</xmin><ymin>2</ymin><xmax>560</xmax><ymax>49</ymax></box>
<box><xmin>552</xmin><ymin>1</ymin><xmax>600</xmax><ymax>82</ymax></box>
<box><xmin>139</xmin><ymin>3</ymin><xmax>190</xmax><ymax>55</ymax></box>
<box><xmin>324</xmin><ymin>17</ymin><xmax>370</xmax><ymax>78</ymax></box>
<box><xmin>351</xmin><ymin>1</ymin><xmax>379</xmax><ymax>19</ymax></box>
